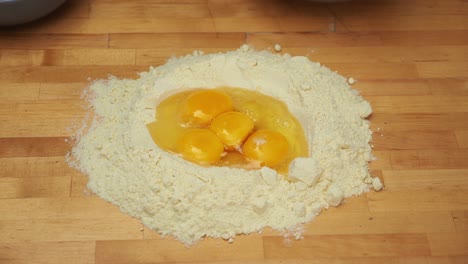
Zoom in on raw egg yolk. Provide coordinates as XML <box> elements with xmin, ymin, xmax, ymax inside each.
<box><xmin>209</xmin><ymin>111</ymin><xmax>254</xmax><ymax>149</ymax></box>
<box><xmin>242</xmin><ymin>129</ymin><xmax>289</xmax><ymax>167</ymax></box>
<box><xmin>181</xmin><ymin>90</ymin><xmax>233</xmax><ymax>127</ymax></box>
<box><xmin>177</xmin><ymin>129</ymin><xmax>224</xmax><ymax>165</ymax></box>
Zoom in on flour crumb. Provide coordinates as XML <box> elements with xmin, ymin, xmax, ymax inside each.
<box><xmin>288</xmin><ymin>158</ymin><xmax>323</xmax><ymax>186</ymax></box>
<box><xmin>274</xmin><ymin>43</ymin><xmax>282</xmax><ymax>52</ymax></box>
<box><xmin>372</xmin><ymin>177</ymin><xmax>383</xmax><ymax>191</ymax></box>
<box><xmin>68</xmin><ymin>46</ymin><xmax>377</xmax><ymax>246</ymax></box>
<box><xmin>348</xmin><ymin>77</ymin><xmax>356</xmax><ymax>84</ymax></box>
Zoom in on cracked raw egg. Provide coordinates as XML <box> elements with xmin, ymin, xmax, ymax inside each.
<box><xmin>180</xmin><ymin>89</ymin><xmax>233</xmax><ymax>127</ymax></box>
<box><xmin>209</xmin><ymin>111</ymin><xmax>254</xmax><ymax>150</ymax></box>
<box><xmin>177</xmin><ymin>129</ymin><xmax>224</xmax><ymax>165</ymax></box>
<box><xmin>147</xmin><ymin>87</ymin><xmax>308</xmax><ymax>174</ymax></box>
<box><xmin>242</xmin><ymin>129</ymin><xmax>289</xmax><ymax>167</ymax></box>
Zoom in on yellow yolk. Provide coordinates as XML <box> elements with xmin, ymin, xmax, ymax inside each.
<box><xmin>209</xmin><ymin>111</ymin><xmax>254</xmax><ymax>149</ymax></box>
<box><xmin>181</xmin><ymin>90</ymin><xmax>233</xmax><ymax>127</ymax></box>
<box><xmin>147</xmin><ymin>87</ymin><xmax>308</xmax><ymax>174</ymax></box>
<box><xmin>242</xmin><ymin>130</ymin><xmax>289</xmax><ymax>167</ymax></box>
<box><xmin>177</xmin><ymin>129</ymin><xmax>224</xmax><ymax>165</ymax></box>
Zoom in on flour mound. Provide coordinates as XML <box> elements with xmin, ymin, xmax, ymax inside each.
<box><xmin>69</xmin><ymin>45</ymin><xmax>379</xmax><ymax>245</ymax></box>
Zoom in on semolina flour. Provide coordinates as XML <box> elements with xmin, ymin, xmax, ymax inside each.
<box><xmin>68</xmin><ymin>45</ymin><xmax>381</xmax><ymax>245</ymax></box>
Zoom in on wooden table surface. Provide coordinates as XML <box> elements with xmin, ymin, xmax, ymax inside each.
<box><xmin>1</xmin><ymin>0</ymin><xmax>467</xmax><ymax>263</ymax></box>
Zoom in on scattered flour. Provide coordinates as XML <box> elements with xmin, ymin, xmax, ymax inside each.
<box><xmin>68</xmin><ymin>45</ymin><xmax>381</xmax><ymax>246</ymax></box>
<box><xmin>274</xmin><ymin>43</ymin><xmax>282</xmax><ymax>52</ymax></box>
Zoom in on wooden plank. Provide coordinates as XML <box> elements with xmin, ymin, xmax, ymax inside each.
<box><xmin>208</xmin><ymin>0</ymin><xmax>332</xmax><ymax>17</ymax></box>
<box><xmin>62</xmin><ymin>49</ymin><xmax>135</xmax><ymax>65</ymax></box>
<box><xmin>326</xmin><ymin>193</ymin><xmax>370</xmax><ymax>212</ymax></box>
<box><xmin>10</xmin><ymin>18</ymin><xmax>216</xmax><ymax>34</ymax></box>
<box><xmin>372</xmin><ymin>130</ymin><xmax>459</xmax><ymax>150</ymax></box>
<box><xmin>389</xmin><ymin>149</ymin><xmax>468</xmax><ymax>170</ymax></box>
<box><xmin>456</xmin><ymin>131</ymin><xmax>468</xmax><ymax>148</ymax></box>
<box><xmin>0</xmin><ymin>241</ymin><xmax>96</xmax><ymax>264</ymax></box>
<box><xmin>263</xmin><ymin>234</ymin><xmax>431</xmax><ymax>258</ymax></box>
<box><xmin>0</xmin><ymin>50</ymin><xmax>45</xmax><ymax>66</ymax></box>
<box><xmin>210</xmin><ymin>45</ymin><xmax>468</xmax><ymax>64</ymax></box>
<box><xmin>0</xmin><ymin>65</ymin><xmax>147</xmax><ymax>83</ymax></box>
<box><xmin>247</xmin><ymin>32</ymin><xmax>383</xmax><ymax>48</ymax></box>
<box><xmin>452</xmin><ymin>211</ymin><xmax>468</xmax><ymax>232</ymax></box>
<box><xmin>0</xmin><ymin>83</ymin><xmax>40</xmax><ymax>100</ymax></box>
<box><xmin>0</xmin><ymin>197</ymin><xmax>143</xmax><ymax>242</ymax></box>
<box><xmin>0</xmin><ymin>34</ymin><xmax>108</xmax><ymax>49</ymax></box>
<box><xmin>417</xmin><ymin>62</ymin><xmax>468</xmax><ymax>78</ymax></box>
<box><xmin>338</xmin><ymin>15</ymin><xmax>468</xmax><ymax>32</ymax></box>
<box><xmin>354</xmin><ymin>79</ymin><xmax>468</xmax><ymax>97</ymax></box>
<box><xmin>0</xmin><ymin>156</ymin><xmax>78</xmax><ymax>178</ymax></box>
<box><xmin>428</xmin><ymin>232</ymin><xmax>468</xmax><ymax>256</ymax></box>
<box><xmin>213</xmin><ymin>17</ymin><xmax>279</xmax><ymax>32</ymax></box>
<box><xmin>0</xmin><ymin>176</ymin><xmax>71</xmax><ymax>199</ymax></box>
<box><xmin>369</xmin><ymin>113</ymin><xmax>468</xmax><ymax>132</ymax></box>
<box><xmin>36</xmin><ymin>49</ymin><xmax>137</xmax><ymax>66</ymax></box>
<box><xmin>136</xmin><ymin>48</ymin><xmax>236</xmax><ymax>66</ymax></box>
<box><xmin>379</xmin><ymin>30</ymin><xmax>468</xmax><ymax>46</ymax></box>
<box><xmin>354</xmin><ymin>80</ymin><xmax>432</xmax><ymax>96</ymax></box>
<box><xmin>135</xmin><ymin>257</ymin><xmax>467</xmax><ymax>264</ymax></box>
<box><xmin>367</xmin><ymin>189</ymin><xmax>468</xmax><ymax>211</ymax></box>
<box><xmin>382</xmin><ymin>169</ymin><xmax>468</xmax><ymax>190</ymax></box>
<box><xmin>0</xmin><ymin>217</ymin><xmax>143</xmax><ymax>242</ymax></box>
<box><xmin>90</xmin><ymin>2</ymin><xmax>211</xmax><ymax>18</ymax></box>
<box><xmin>95</xmin><ymin>237</ymin><xmax>264</xmax><ymax>264</ymax></box>
<box><xmin>307</xmin><ymin>46</ymin><xmax>468</xmax><ymax>63</ymax></box>
<box><xmin>0</xmin><ymin>99</ymin><xmax>88</xmax><ymax>138</ymax></box>
<box><xmin>0</xmin><ymin>100</ymin><xmax>85</xmax><ymax>119</ymax></box>
<box><xmin>329</xmin><ymin>1</ymin><xmax>468</xmax><ymax>16</ymax></box>
<box><xmin>427</xmin><ymin>79</ymin><xmax>468</xmax><ymax>96</ymax></box>
<box><xmin>277</xmin><ymin>16</ymin><xmax>334</xmax><ymax>32</ymax></box>
<box><xmin>369</xmin><ymin>151</ymin><xmax>392</xmax><ymax>170</ymax></box>
<box><xmin>214</xmin><ymin>16</ymin><xmax>333</xmax><ymax>33</ymax></box>
<box><xmin>0</xmin><ymin>118</ymin><xmax>84</xmax><ymax>138</ymax></box>
<box><xmin>248</xmin><ymin>31</ymin><xmax>468</xmax><ymax>48</ymax></box>
<box><xmin>109</xmin><ymin>33</ymin><xmax>246</xmax><ymax>49</ymax></box>
<box><xmin>0</xmin><ymin>137</ymin><xmax>69</xmax><ymax>158</ymax></box>
<box><xmin>426</xmin><ymin>256</ymin><xmax>468</xmax><ymax>264</ymax></box>
<box><xmin>39</xmin><ymin>83</ymin><xmax>86</xmax><ymax>100</ymax></box>
<box><xmin>324</xmin><ymin>62</ymin><xmax>419</xmax><ymax>80</ymax></box>
<box><xmin>71</xmin><ymin>173</ymin><xmax>90</xmax><ymax>197</ymax></box>
<box><xmin>261</xmin><ymin>211</ymin><xmax>455</xmax><ymax>236</ymax></box>
<box><xmin>0</xmin><ymin>197</ymin><xmax>127</xmax><ymax>220</ymax></box>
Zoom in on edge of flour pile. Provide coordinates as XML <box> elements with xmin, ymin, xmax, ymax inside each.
<box><xmin>67</xmin><ymin>44</ymin><xmax>382</xmax><ymax>246</ymax></box>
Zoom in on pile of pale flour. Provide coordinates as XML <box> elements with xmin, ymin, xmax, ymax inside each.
<box><xmin>68</xmin><ymin>45</ymin><xmax>382</xmax><ymax>245</ymax></box>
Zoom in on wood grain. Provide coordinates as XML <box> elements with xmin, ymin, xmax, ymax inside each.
<box><xmin>0</xmin><ymin>0</ymin><xmax>467</xmax><ymax>263</ymax></box>
<box><xmin>0</xmin><ymin>241</ymin><xmax>95</xmax><ymax>264</ymax></box>
<box><xmin>263</xmin><ymin>234</ymin><xmax>431</xmax><ymax>258</ymax></box>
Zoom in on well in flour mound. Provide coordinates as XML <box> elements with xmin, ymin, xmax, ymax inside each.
<box><xmin>68</xmin><ymin>45</ymin><xmax>381</xmax><ymax>245</ymax></box>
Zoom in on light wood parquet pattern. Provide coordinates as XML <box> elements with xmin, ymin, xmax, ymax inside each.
<box><xmin>1</xmin><ymin>0</ymin><xmax>467</xmax><ymax>263</ymax></box>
